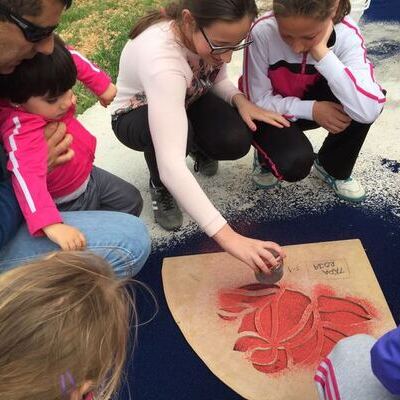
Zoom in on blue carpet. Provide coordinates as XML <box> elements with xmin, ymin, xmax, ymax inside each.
<box><xmin>121</xmin><ymin>3</ymin><xmax>400</xmax><ymax>399</ymax></box>
<box><xmin>123</xmin><ymin>206</ymin><xmax>400</xmax><ymax>400</ymax></box>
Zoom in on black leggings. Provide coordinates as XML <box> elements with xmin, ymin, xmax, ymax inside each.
<box><xmin>254</xmin><ymin>79</ymin><xmax>372</xmax><ymax>181</ymax></box>
<box><xmin>112</xmin><ymin>92</ymin><xmax>253</xmax><ymax>186</ymax></box>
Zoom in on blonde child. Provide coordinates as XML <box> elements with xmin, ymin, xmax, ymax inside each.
<box><xmin>0</xmin><ymin>251</ymin><xmax>134</xmax><ymax>400</ymax></box>
<box><xmin>242</xmin><ymin>0</ymin><xmax>385</xmax><ymax>201</ymax></box>
<box><xmin>0</xmin><ymin>37</ymin><xmax>143</xmax><ymax>251</ymax></box>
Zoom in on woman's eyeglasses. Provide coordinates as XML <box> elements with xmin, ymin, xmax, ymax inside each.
<box><xmin>0</xmin><ymin>3</ymin><xmax>58</xmax><ymax>42</ymax></box>
<box><xmin>199</xmin><ymin>26</ymin><xmax>253</xmax><ymax>55</ymax></box>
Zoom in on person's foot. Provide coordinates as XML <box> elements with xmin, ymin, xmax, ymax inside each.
<box><xmin>312</xmin><ymin>160</ymin><xmax>366</xmax><ymax>202</ymax></box>
<box><xmin>149</xmin><ymin>181</ymin><xmax>183</xmax><ymax>231</ymax></box>
<box><xmin>190</xmin><ymin>151</ymin><xmax>219</xmax><ymax>177</ymax></box>
<box><xmin>252</xmin><ymin>149</ymin><xmax>279</xmax><ymax>188</ymax></box>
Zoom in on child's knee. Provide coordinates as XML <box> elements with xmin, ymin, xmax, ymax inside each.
<box><xmin>279</xmin><ymin>151</ymin><xmax>314</xmax><ymax>182</ymax></box>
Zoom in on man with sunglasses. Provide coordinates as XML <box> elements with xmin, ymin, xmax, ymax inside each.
<box><xmin>0</xmin><ymin>0</ymin><xmax>151</xmax><ymax>277</ymax></box>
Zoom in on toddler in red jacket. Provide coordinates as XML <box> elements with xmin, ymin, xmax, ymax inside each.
<box><xmin>0</xmin><ymin>37</ymin><xmax>143</xmax><ymax>250</ymax></box>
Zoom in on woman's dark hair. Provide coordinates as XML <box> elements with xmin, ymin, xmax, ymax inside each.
<box><xmin>273</xmin><ymin>0</ymin><xmax>350</xmax><ymax>24</ymax></box>
<box><xmin>130</xmin><ymin>0</ymin><xmax>258</xmax><ymax>40</ymax></box>
<box><xmin>0</xmin><ymin>35</ymin><xmax>77</xmax><ymax>104</ymax></box>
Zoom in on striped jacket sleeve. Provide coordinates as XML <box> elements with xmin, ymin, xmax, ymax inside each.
<box><xmin>314</xmin><ymin>17</ymin><xmax>385</xmax><ymax>124</ymax></box>
<box><xmin>68</xmin><ymin>47</ymin><xmax>112</xmax><ymax>97</ymax></box>
<box><xmin>4</xmin><ymin>112</ymin><xmax>62</xmax><ymax>236</ymax></box>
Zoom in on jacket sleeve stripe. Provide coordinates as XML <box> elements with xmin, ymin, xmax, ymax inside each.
<box><xmin>344</xmin><ymin>67</ymin><xmax>386</xmax><ymax>103</ymax></box>
<box><xmin>8</xmin><ymin>116</ymin><xmax>37</xmax><ymax>213</ymax></box>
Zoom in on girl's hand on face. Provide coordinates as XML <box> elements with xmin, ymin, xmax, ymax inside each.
<box><xmin>43</xmin><ymin>223</ymin><xmax>87</xmax><ymax>251</ymax></box>
<box><xmin>313</xmin><ymin>101</ymin><xmax>352</xmax><ymax>133</ymax></box>
<box><xmin>310</xmin><ymin>21</ymin><xmax>334</xmax><ymax>61</ymax></box>
<box><xmin>99</xmin><ymin>83</ymin><xmax>117</xmax><ymax>107</ymax></box>
<box><xmin>233</xmin><ymin>94</ymin><xmax>290</xmax><ymax>131</ymax></box>
<box><xmin>213</xmin><ymin>224</ymin><xmax>286</xmax><ymax>275</ymax></box>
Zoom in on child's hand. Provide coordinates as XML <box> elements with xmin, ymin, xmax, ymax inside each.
<box><xmin>310</xmin><ymin>21</ymin><xmax>334</xmax><ymax>61</ymax></box>
<box><xmin>313</xmin><ymin>101</ymin><xmax>352</xmax><ymax>133</ymax></box>
<box><xmin>43</xmin><ymin>223</ymin><xmax>87</xmax><ymax>250</ymax></box>
<box><xmin>98</xmin><ymin>83</ymin><xmax>117</xmax><ymax>107</ymax></box>
<box><xmin>233</xmin><ymin>94</ymin><xmax>290</xmax><ymax>131</ymax></box>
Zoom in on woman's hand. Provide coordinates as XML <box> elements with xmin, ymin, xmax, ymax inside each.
<box><xmin>233</xmin><ymin>94</ymin><xmax>290</xmax><ymax>131</ymax></box>
<box><xmin>309</xmin><ymin>21</ymin><xmax>334</xmax><ymax>61</ymax></box>
<box><xmin>213</xmin><ymin>224</ymin><xmax>286</xmax><ymax>274</ymax></box>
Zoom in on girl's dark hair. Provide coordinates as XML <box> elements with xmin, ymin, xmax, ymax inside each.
<box><xmin>0</xmin><ymin>35</ymin><xmax>77</xmax><ymax>104</ymax></box>
<box><xmin>130</xmin><ymin>0</ymin><xmax>258</xmax><ymax>40</ymax></box>
<box><xmin>273</xmin><ymin>0</ymin><xmax>351</xmax><ymax>24</ymax></box>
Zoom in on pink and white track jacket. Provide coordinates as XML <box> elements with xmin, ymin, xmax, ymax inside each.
<box><xmin>241</xmin><ymin>12</ymin><xmax>385</xmax><ymax>123</ymax></box>
<box><xmin>0</xmin><ymin>49</ymin><xmax>111</xmax><ymax>236</ymax></box>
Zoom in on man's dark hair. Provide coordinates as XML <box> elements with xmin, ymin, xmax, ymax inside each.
<box><xmin>0</xmin><ymin>35</ymin><xmax>77</xmax><ymax>104</ymax></box>
<box><xmin>0</xmin><ymin>0</ymin><xmax>72</xmax><ymax>21</ymax></box>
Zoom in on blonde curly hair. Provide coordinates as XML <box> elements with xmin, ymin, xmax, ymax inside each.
<box><xmin>0</xmin><ymin>251</ymin><xmax>135</xmax><ymax>400</ymax></box>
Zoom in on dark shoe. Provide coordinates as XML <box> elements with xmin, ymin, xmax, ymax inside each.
<box><xmin>150</xmin><ymin>182</ymin><xmax>183</xmax><ymax>231</ymax></box>
<box><xmin>190</xmin><ymin>151</ymin><xmax>219</xmax><ymax>177</ymax></box>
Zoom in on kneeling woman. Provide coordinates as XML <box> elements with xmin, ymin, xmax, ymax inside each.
<box><xmin>111</xmin><ymin>0</ymin><xmax>289</xmax><ymax>274</ymax></box>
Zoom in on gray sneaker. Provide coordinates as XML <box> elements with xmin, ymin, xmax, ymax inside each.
<box><xmin>190</xmin><ymin>151</ymin><xmax>219</xmax><ymax>177</ymax></box>
<box><xmin>150</xmin><ymin>183</ymin><xmax>183</xmax><ymax>231</ymax></box>
<box><xmin>252</xmin><ymin>149</ymin><xmax>279</xmax><ymax>189</ymax></box>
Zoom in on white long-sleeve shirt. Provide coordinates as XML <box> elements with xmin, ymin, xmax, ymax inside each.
<box><xmin>111</xmin><ymin>21</ymin><xmax>242</xmax><ymax>236</ymax></box>
<box><xmin>242</xmin><ymin>12</ymin><xmax>385</xmax><ymax>123</ymax></box>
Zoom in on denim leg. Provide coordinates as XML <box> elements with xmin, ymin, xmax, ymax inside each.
<box><xmin>0</xmin><ymin>211</ymin><xmax>151</xmax><ymax>277</ymax></box>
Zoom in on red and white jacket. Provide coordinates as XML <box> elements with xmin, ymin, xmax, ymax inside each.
<box><xmin>0</xmin><ymin>49</ymin><xmax>111</xmax><ymax>236</ymax></box>
<box><xmin>241</xmin><ymin>12</ymin><xmax>385</xmax><ymax>123</ymax></box>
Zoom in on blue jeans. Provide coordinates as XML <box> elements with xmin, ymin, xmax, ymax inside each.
<box><xmin>0</xmin><ymin>211</ymin><xmax>151</xmax><ymax>277</ymax></box>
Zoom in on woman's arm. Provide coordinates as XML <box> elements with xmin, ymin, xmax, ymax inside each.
<box><xmin>143</xmin><ymin>68</ymin><xmax>285</xmax><ymax>272</ymax></box>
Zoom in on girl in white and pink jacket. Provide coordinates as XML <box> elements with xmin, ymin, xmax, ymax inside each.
<box><xmin>241</xmin><ymin>0</ymin><xmax>385</xmax><ymax>202</ymax></box>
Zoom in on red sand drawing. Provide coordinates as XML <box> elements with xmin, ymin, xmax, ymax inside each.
<box><xmin>218</xmin><ymin>284</ymin><xmax>374</xmax><ymax>375</ymax></box>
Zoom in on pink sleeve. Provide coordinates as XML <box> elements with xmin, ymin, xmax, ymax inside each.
<box><xmin>68</xmin><ymin>46</ymin><xmax>112</xmax><ymax>96</ymax></box>
<box><xmin>4</xmin><ymin>112</ymin><xmax>63</xmax><ymax>236</ymax></box>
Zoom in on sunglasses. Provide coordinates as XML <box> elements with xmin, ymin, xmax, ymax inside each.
<box><xmin>199</xmin><ymin>26</ymin><xmax>253</xmax><ymax>55</ymax></box>
<box><xmin>0</xmin><ymin>3</ymin><xmax>62</xmax><ymax>42</ymax></box>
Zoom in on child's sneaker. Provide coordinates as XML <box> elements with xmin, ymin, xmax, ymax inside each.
<box><xmin>312</xmin><ymin>160</ymin><xmax>366</xmax><ymax>202</ymax></box>
<box><xmin>252</xmin><ymin>149</ymin><xmax>279</xmax><ymax>188</ymax></box>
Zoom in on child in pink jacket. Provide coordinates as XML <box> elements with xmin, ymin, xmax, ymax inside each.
<box><xmin>0</xmin><ymin>37</ymin><xmax>143</xmax><ymax>251</ymax></box>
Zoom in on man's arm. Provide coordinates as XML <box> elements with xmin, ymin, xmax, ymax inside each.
<box><xmin>45</xmin><ymin>122</ymin><xmax>74</xmax><ymax>172</ymax></box>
